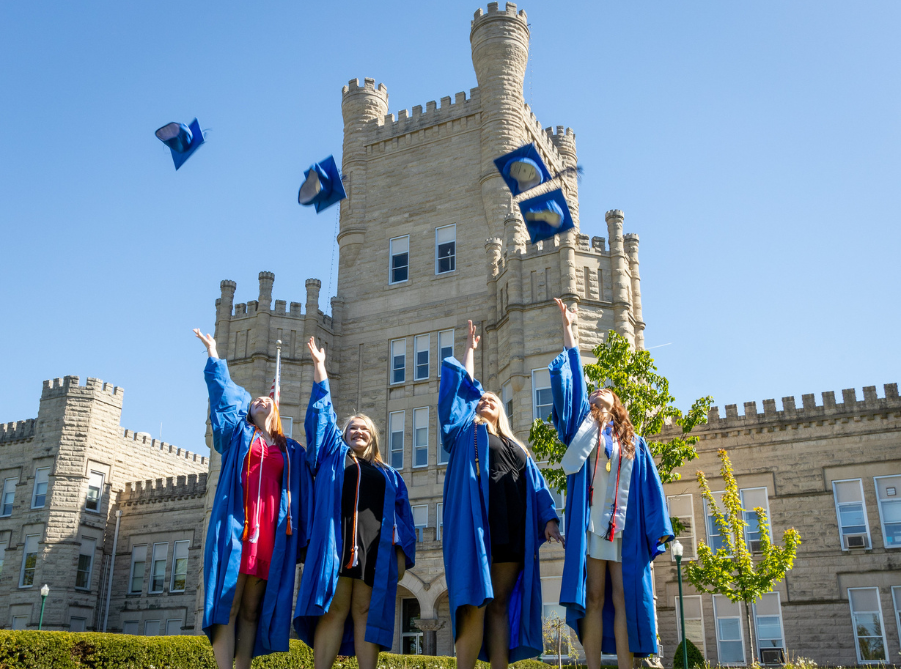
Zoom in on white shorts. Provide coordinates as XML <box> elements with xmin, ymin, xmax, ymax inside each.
<box><xmin>587</xmin><ymin>531</ymin><xmax>622</xmax><ymax>562</ymax></box>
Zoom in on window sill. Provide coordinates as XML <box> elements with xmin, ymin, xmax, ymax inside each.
<box><xmin>433</xmin><ymin>270</ymin><xmax>456</xmax><ymax>279</ymax></box>
<box><xmin>387</xmin><ymin>279</ymin><xmax>410</xmax><ymax>288</ymax></box>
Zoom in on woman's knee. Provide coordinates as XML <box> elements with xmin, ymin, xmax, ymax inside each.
<box><xmin>585</xmin><ymin>582</ymin><xmax>606</xmax><ymax>611</ymax></box>
<box><xmin>351</xmin><ymin>594</ymin><xmax>371</xmax><ymax>622</ymax></box>
<box><xmin>239</xmin><ymin>597</ymin><xmax>263</xmax><ymax>624</ymax></box>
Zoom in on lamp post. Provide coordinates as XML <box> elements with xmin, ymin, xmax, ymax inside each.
<box><xmin>39</xmin><ymin>584</ymin><xmax>49</xmax><ymax>630</ymax></box>
<box><xmin>673</xmin><ymin>541</ymin><xmax>688</xmax><ymax>669</ymax></box>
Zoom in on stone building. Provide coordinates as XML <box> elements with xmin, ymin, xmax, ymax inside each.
<box><xmin>0</xmin><ymin>376</ymin><xmax>207</xmax><ymax>633</ymax></box>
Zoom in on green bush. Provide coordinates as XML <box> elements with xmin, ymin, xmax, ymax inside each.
<box><xmin>672</xmin><ymin>637</ymin><xmax>705</xmax><ymax>669</ymax></box>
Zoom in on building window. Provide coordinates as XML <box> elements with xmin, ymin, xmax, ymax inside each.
<box><xmin>1</xmin><ymin>477</ymin><xmax>18</xmax><ymax>517</ymax></box>
<box><xmin>75</xmin><ymin>538</ymin><xmax>96</xmax><ymax>590</ymax></box>
<box><xmin>12</xmin><ymin>616</ymin><xmax>28</xmax><ymax>630</ymax></box>
<box><xmin>85</xmin><ymin>471</ymin><xmax>104</xmax><ymax>513</ymax></box>
<box><xmin>412</xmin><ymin>505</ymin><xmax>428</xmax><ymax>543</ymax></box>
<box><xmin>892</xmin><ymin>586</ymin><xmax>901</xmax><ymax>646</ymax></box>
<box><xmin>389</xmin><ymin>236</ymin><xmax>410</xmax><ymax>284</ymax></box>
<box><xmin>436</xmin><ymin>502</ymin><xmax>444</xmax><ymax>542</ymax></box>
<box><xmin>171</xmin><ymin>540</ymin><xmax>190</xmax><ymax>592</ymax></box>
<box><xmin>438</xmin><ymin>329</ymin><xmax>454</xmax><ymax>367</ymax></box>
<box><xmin>401</xmin><ymin>598</ymin><xmax>422</xmax><ymax>654</ymax></box>
<box><xmin>502</xmin><ymin>381</ymin><xmax>513</xmax><ymax>423</ymax></box>
<box><xmin>0</xmin><ymin>532</ymin><xmax>8</xmax><ymax>576</ymax></box>
<box><xmin>540</xmin><ymin>577</ymin><xmax>568</xmax><ymax>660</ymax></box>
<box><xmin>753</xmin><ymin>592</ymin><xmax>785</xmax><ymax>661</ymax></box>
<box><xmin>668</xmin><ymin>494</ymin><xmax>697</xmax><ymax>560</ymax></box>
<box><xmin>532</xmin><ymin>369</ymin><xmax>552</xmax><ymax>422</ymax></box>
<box><xmin>389</xmin><ymin>411</ymin><xmax>404</xmax><ymax>470</ymax></box>
<box><xmin>436</xmin><ymin>224</ymin><xmax>456</xmax><ymax>274</ymax></box>
<box><xmin>166</xmin><ymin>619</ymin><xmax>183</xmax><ymax>635</ymax></box>
<box><xmin>412</xmin><ymin>407</ymin><xmax>429</xmax><ymax>468</ymax></box>
<box><xmin>144</xmin><ymin>620</ymin><xmax>161</xmax><ymax>636</ymax></box>
<box><xmin>414</xmin><ymin>334</ymin><xmax>430</xmax><ymax>381</ymax></box>
<box><xmin>848</xmin><ymin>587</ymin><xmax>887</xmax><ymax>663</ymax></box>
<box><xmin>19</xmin><ymin>534</ymin><xmax>40</xmax><ymax>588</ymax></box>
<box><xmin>390</xmin><ymin>339</ymin><xmax>406</xmax><ymax>385</ymax></box>
<box><xmin>713</xmin><ymin>595</ymin><xmax>745</xmax><ymax>665</ymax></box>
<box><xmin>122</xmin><ymin>621</ymin><xmax>139</xmax><ymax>635</ymax></box>
<box><xmin>739</xmin><ymin>487</ymin><xmax>771</xmax><ymax>553</ymax></box>
<box><xmin>548</xmin><ymin>487</ymin><xmax>565</xmax><ymax>534</ymax></box>
<box><xmin>704</xmin><ymin>491</ymin><xmax>729</xmax><ymax>553</ymax></box>
<box><xmin>31</xmin><ymin>468</ymin><xmax>49</xmax><ymax>509</ymax></box>
<box><xmin>675</xmin><ymin>594</ymin><xmax>706</xmax><ymax>658</ymax></box>
<box><xmin>69</xmin><ymin>617</ymin><xmax>86</xmax><ymax>632</ymax></box>
<box><xmin>149</xmin><ymin>542</ymin><xmax>168</xmax><ymax>594</ymax></box>
<box><xmin>875</xmin><ymin>475</ymin><xmax>901</xmax><ymax>548</ymax></box>
<box><xmin>833</xmin><ymin>479</ymin><xmax>871</xmax><ymax>549</ymax></box>
<box><xmin>129</xmin><ymin>545</ymin><xmax>147</xmax><ymax>594</ymax></box>
<box><xmin>282</xmin><ymin>417</ymin><xmax>293</xmax><ymax>439</ymax></box>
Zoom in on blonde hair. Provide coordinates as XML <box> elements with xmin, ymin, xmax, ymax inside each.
<box><xmin>341</xmin><ymin>413</ymin><xmax>386</xmax><ymax>467</ymax></box>
<box><xmin>475</xmin><ymin>391</ymin><xmax>530</xmax><ymax>456</ymax></box>
<box><xmin>250</xmin><ymin>398</ymin><xmax>287</xmax><ymax>450</ymax></box>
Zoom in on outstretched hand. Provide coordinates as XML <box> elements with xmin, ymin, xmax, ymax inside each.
<box><xmin>545</xmin><ymin>520</ymin><xmax>565</xmax><ymax>547</ymax></box>
<box><xmin>307</xmin><ymin>337</ymin><xmax>326</xmax><ymax>364</ymax></box>
<box><xmin>466</xmin><ymin>320</ymin><xmax>481</xmax><ymax>350</ymax></box>
<box><xmin>554</xmin><ymin>297</ymin><xmax>576</xmax><ymax>328</ymax></box>
<box><xmin>193</xmin><ymin>329</ymin><xmax>218</xmax><ymax>358</ymax></box>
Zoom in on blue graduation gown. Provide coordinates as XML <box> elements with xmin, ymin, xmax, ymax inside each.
<box><xmin>549</xmin><ymin>348</ymin><xmax>674</xmax><ymax>658</ymax></box>
<box><xmin>438</xmin><ymin>357</ymin><xmax>559</xmax><ymax>662</ymax></box>
<box><xmin>201</xmin><ymin>357</ymin><xmax>311</xmax><ymax>657</ymax></box>
<box><xmin>293</xmin><ymin>379</ymin><xmax>417</xmax><ymax>655</ymax></box>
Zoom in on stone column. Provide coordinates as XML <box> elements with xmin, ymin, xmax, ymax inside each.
<box><xmin>413</xmin><ymin>617</ymin><xmax>446</xmax><ymax>656</ymax></box>
<box><xmin>503</xmin><ymin>212</ymin><xmax>528</xmax><ymax>392</ymax></box>
<box><xmin>624</xmin><ymin>233</ymin><xmax>645</xmax><ymax>350</ymax></box>
<box><xmin>605</xmin><ymin>210</ymin><xmax>635</xmax><ymax>345</ymax></box>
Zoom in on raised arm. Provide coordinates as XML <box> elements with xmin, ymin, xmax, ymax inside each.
<box><xmin>194</xmin><ymin>329</ymin><xmax>250</xmax><ymax>454</ymax></box>
<box><xmin>548</xmin><ymin>301</ymin><xmax>590</xmax><ymax>447</ymax></box>
<box><xmin>304</xmin><ymin>337</ymin><xmax>343</xmax><ymax>473</ymax></box>
<box><xmin>438</xmin><ymin>356</ymin><xmax>484</xmax><ymax>455</ymax></box>
<box><xmin>555</xmin><ymin>298</ymin><xmax>577</xmax><ymax>350</ymax></box>
<box><xmin>461</xmin><ymin>320</ymin><xmax>480</xmax><ymax>380</ymax></box>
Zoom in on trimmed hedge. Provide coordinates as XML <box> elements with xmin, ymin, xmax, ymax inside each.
<box><xmin>0</xmin><ymin>631</ymin><xmax>564</xmax><ymax>669</ymax></box>
<box><xmin>672</xmin><ymin>637</ymin><xmax>705</xmax><ymax>669</ymax></box>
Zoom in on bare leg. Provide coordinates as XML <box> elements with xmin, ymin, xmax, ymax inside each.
<box><xmin>350</xmin><ymin>579</ymin><xmax>380</xmax><ymax>669</ymax></box>
<box><xmin>455</xmin><ymin>604</ymin><xmax>487</xmax><ymax>669</ymax></box>
<box><xmin>313</xmin><ymin>577</ymin><xmax>353</xmax><ymax>669</ymax></box>
<box><xmin>607</xmin><ymin>562</ymin><xmax>633</xmax><ymax>669</ymax></box>
<box><xmin>486</xmin><ymin>562</ymin><xmax>523</xmax><ymax>669</ymax></box>
<box><xmin>583</xmin><ymin>558</ymin><xmax>607</xmax><ymax>669</ymax></box>
<box><xmin>233</xmin><ymin>576</ymin><xmax>267</xmax><ymax>669</ymax></box>
<box><xmin>211</xmin><ymin>573</ymin><xmax>247</xmax><ymax>669</ymax></box>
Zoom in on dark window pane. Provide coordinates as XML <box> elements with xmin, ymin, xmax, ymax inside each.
<box><xmin>437</xmin><ymin>242</ymin><xmax>455</xmax><ymax>273</ymax></box>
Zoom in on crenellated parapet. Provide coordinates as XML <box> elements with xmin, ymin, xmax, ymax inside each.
<box><xmin>0</xmin><ymin>419</ymin><xmax>36</xmax><ymax>443</ymax></box>
<box><xmin>119</xmin><ymin>473</ymin><xmax>208</xmax><ymax>504</ymax></box>
<box><xmin>121</xmin><ymin>429</ymin><xmax>207</xmax><ymax>466</ymax></box>
<box><xmin>471</xmin><ymin>2</ymin><xmax>528</xmax><ymax>28</ymax></box>
<box><xmin>41</xmin><ymin>376</ymin><xmax>124</xmax><ymax>404</ymax></box>
<box><xmin>372</xmin><ymin>88</ymin><xmax>481</xmax><ymax>141</ymax></box>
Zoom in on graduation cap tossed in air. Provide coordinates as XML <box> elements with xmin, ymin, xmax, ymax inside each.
<box><xmin>298</xmin><ymin>155</ymin><xmax>347</xmax><ymax>213</ymax></box>
<box><xmin>493</xmin><ymin>143</ymin><xmax>552</xmax><ymax>196</ymax></box>
<box><xmin>518</xmin><ymin>188</ymin><xmax>575</xmax><ymax>244</ymax></box>
<box><xmin>155</xmin><ymin>119</ymin><xmax>206</xmax><ymax>170</ymax></box>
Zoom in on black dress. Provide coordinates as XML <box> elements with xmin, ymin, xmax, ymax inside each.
<box><xmin>339</xmin><ymin>456</ymin><xmax>386</xmax><ymax>587</ymax></box>
<box><xmin>487</xmin><ymin>433</ymin><xmax>529</xmax><ymax>563</ymax></box>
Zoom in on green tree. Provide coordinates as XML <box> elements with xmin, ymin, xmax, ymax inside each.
<box><xmin>541</xmin><ymin>611</ymin><xmax>579</xmax><ymax>669</ymax></box>
<box><xmin>683</xmin><ymin>449</ymin><xmax>801</xmax><ymax>664</ymax></box>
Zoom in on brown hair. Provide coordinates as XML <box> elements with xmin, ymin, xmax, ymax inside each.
<box><xmin>250</xmin><ymin>399</ymin><xmax>287</xmax><ymax>450</ymax></box>
<box><xmin>341</xmin><ymin>414</ymin><xmax>386</xmax><ymax>467</ymax></box>
<box><xmin>590</xmin><ymin>390</ymin><xmax>635</xmax><ymax>459</ymax></box>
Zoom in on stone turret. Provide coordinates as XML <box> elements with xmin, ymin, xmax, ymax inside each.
<box><xmin>623</xmin><ymin>233</ymin><xmax>644</xmax><ymax>349</ymax></box>
<box><xmin>605</xmin><ymin>209</ymin><xmax>635</xmax><ymax>345</ymax></box>
<box><xmin>547</xmin><ymin>126</ymin><xmax>579</xmax><ymax>229</ymax></box>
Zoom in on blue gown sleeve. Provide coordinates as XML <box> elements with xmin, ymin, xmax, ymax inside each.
<box><xmin>204</xmin><ymin>357</ymin><xmax>251</xmax><ymax>454</ymax></box>
<box><xmin>639</xmin><ymin>438</ymin><xmax>675</xmax><ymax>559</ymax></box>
<box><xmin>549</xmin><ymin>348</ymin><xmax>591</xmax><ymax>445</ymax></box>
<box><xmin>438</xmin><ymin>357</ymin><xmax>484</xmax><ymax>453</ymax></box>
<box><xmin>393</xmin><ymin>473</ymin><xmax>417</xmax><ymax>568</ymax></box>
<box><xmin>529</xmin><ymin>460</ymin><xmax>561</xmax><ymax>530</ymax></box>
<box><xmin>303</xmin><ymin>379</ymin><xmax>344</xmax><ymax>474</ymax></box>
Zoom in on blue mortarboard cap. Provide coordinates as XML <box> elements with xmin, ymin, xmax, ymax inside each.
<box><xmin>155</xmin><ymin>119</ymin><xmax>206</xmax><ymax>170</ymax></box>
<box><xmin>298</xmin><ymin>155</ymin><xmax>347</xmax><ymax>213</ymax></box>
<box><xmin>493</xmin><ymin>143</ymin><xmax>553</xmax><ymax>196</ymax></box>
<box><xmin>518</xmin><ymin>188</ymin><xmax>575</xmax><ymax>244</ymax></box>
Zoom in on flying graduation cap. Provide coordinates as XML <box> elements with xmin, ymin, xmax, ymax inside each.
<box><xmin>155</xmin><ymin>119</ymin><xmax>206</xmax><ymax>170</ymax></box>
<box><xmin>493</xmin><ymin>143</ymin><xmax>552</xmax><ymax>197</ymax></box>
<box><xmin>518</xmin><ymin>188</ymin><xmax>575</xmax><ymax>244</ymax></box>
<box><xmin>298</xmin><ymin>155</ymin><xmax>346</xmax><ymax>213</ymax></box>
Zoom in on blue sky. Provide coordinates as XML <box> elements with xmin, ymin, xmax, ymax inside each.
<box><xmin>1</xmin><ymin>1</ymin><xmax>898</xmax><ymax>454</ymax></box>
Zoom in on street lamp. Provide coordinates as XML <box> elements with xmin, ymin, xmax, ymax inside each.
<box><xmin>39</xmin><ymin>584</ymin><xmax>49</xmax><ymax>630</ymax></box>
<box><xmin>673</xmin><ymin>541</ymin><xmax>688</xmax><ymax>669</ymax></box>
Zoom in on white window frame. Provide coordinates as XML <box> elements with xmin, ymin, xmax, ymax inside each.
<box><xmin>874</xmin><ymin>475</ymin><xmax>901</xmax><ymax>549</ymax></box>
<box><xmin>31</xmin><ymin>468</ymin><xmax>50</xmax><ymax>509</ymax></box>
<box><xmin>752</xmin><ymin>592</ymin><xmax>786</xmax><ymax>659</ymax></box>
<box><xmin>412</xmin><ymin>407</ymin><xmax>429</xmax><ymax>469</ymax></box>
<box><xmin>848</xmin><ymin>587</ymin><xmax>888</xmax><ymax>664</ymax></box>
<box><xmin>19</xmin><ymin>534</ymin><xmax>40</xmax><ymax>588</ymax></box>
<box><xmin>739</xmin><ymin>487</ymin><xmax>771</xmax><ymax>553</ymax></box>
<box><xmin>170</xmin><ymin>540</ymin><xmax>190</xmax><ymax>592</ymax></box>
<box><xmin>69</xmin><ymin>616</ymin><xmax>87</xmax><ymax>632</ymax></box>
<box><xmin>411</xmin><ymin>504</ymin><xmax>428</xmax><ymax>542</ymax></box>
<box><xmin>144</xmin><ymin>619</ymin><xmax>161</xmax><ymax>636</ymax></box>
<box><xmin>548</xmin><ymin>486</ymin><xmax>565</xmax><ymax>535</ymax></box>
<box><xmin>122</xmin><ymin>621</ymin><xmax>139</xmax><ymax>635</ymax></box>
<box><xmin>704</xmin><ymin>491</ymin><xmax>729</xmax><ymax>554</ymax></box>
<box><xmin>674</xmin><ymin>594</ymin><xmax>707</xmax><ymax>659</ymax></box>
<box><xmin>390</xmin><ymin>339</ymin><xmax>406</xmax><ymax>385</ymax></box>
<box><xmin>281</xmin><ymin>416</ymin><xmax>293</xmax><ymax>439</ymax></box>
<box><xmin>531</xmin><ymin>368</ymin><xmax>552</xmax><ymax>422</ymax></box>
<box><xmin>892</xmin><ymin>586</ymin><xmax>901</xmax><ymax>648</ymax></box>
<box><xmin>540</xmin><ymin>576</ymin><xmax>568</xmax><ymax>661</ymax></box>
<box><xmin>75</xmin><ymin>538</ymin><xmax>96</xmax><ymax>590</ymax></box>
<box><xmin>149</xmin><ymin>542</ymin><xmax>168</xmax><ymax>594</ymax></box>
<box><xmin>166</xmin><ymin>618</ymin><xmax>183</xmax><ymax>635</ymax></box>
<box><xmin>389</xmin><ymin>235</ymin><xmax>410</xmax><ymax>285</ymax></box>
<box><xmin>832</xmin><ymin>478</ymin><xmax>872</xmax><ymax>550</ymax></box>
<box><xmin>502</xmin><ymin>381</ymin><xmax>513</xmax><ymax>424</ymax></box>
<box><xmin>668</xmin><ymin>494</ymin><xmax>697</xmax><ymax>560</ymax></box>
<box><xmin>388</xmin><ymin>411</ymin><xmax>405</xmax><ymax>470</ymax></box>
<box><xmin>414</xmin><ymin>334</ymin><xmax>430</xmax><ymax>381</ymax></box>
<box><xmin>438</xmin><ymin>329</ymin><xmax>454</xmax><ymax>369</ymax></box>
<box><xmin>129</xmin><ymin>544</ymin><xmax>147</xmax><ymax>594</ymax></box>
<box><xmin>1</xmin><ymin>477</ymin><xmax>18</xmax><ymax>517</ymax></box>
<box><xmin>0</xmin><ymin>531</ymin><xmax>8</xmax><ymax>577</ymax></box>
<box><xmin>435</xmin><ymin>224</ymin><xmax>456</xmax><ymax>275</ymax></box>
<box><xmin>85</xmin><ymin>471</ymin><xmax>104</xmax><ymax>514</ymax></box>
<box><xmin>400</xmin><ymin>597</ymin><xmax>423</xmax><ymax>654</ymax></box>
<box><xmin>712</xmin><ymin>595</ymin><xmax>746</xmax><ymax>665</ymax></box>
<box><xmin>436</xmin><ymin>502</ymin><xmax>444</xmax><ymax>542</ymax></box>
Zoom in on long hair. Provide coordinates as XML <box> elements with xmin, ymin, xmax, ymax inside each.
<box><xmin>475</xmin><ymin>391</ymin><xmax>530</xmax><ymax>456</ymax></box>
<box><xmin>590</xmin><ymin>390</ymin><xmax>635</xmax><ymax>460</ymax></box>
<box><xmin>250</xmin><ymin>399</ymin><xmax>287</xmax><ymax>450</ymax></box>
<box><xmin>341</xmin><ymin>413</ymin><xmax>386</xmax><ymax>467</ymax></box>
